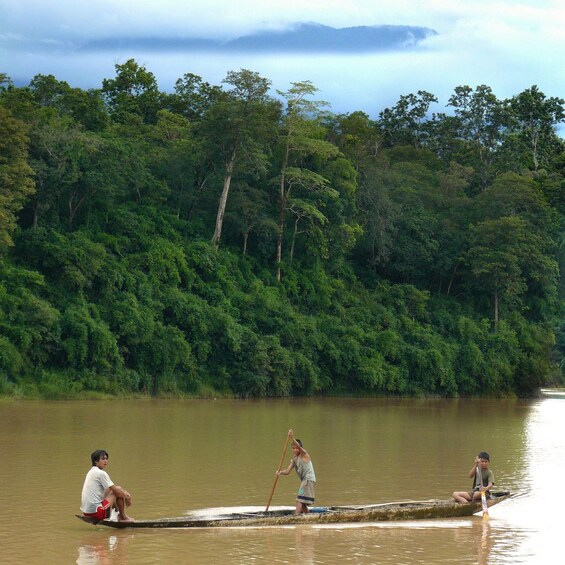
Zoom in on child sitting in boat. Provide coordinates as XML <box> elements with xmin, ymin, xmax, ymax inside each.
<box><xmin>276</xmin><ymin>429</ymin><xmax>317</xmax><ymax>514</ymax></box>
<box><xmin>452</xmin><ymin>451</ymin><xmax>494</xmax><ymax>504</ymax></box>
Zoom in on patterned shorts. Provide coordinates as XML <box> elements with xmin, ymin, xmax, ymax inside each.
<box><xmin>297</xmin><ymin>480</ymin><xmax>316</xmax><ymax>506</ymax></box>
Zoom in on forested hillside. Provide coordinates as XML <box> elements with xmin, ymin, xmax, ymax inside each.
<box><xmin>1</xmin><ymin>61</ymin><xmax>563</xmax><ymax>398</ymax></box>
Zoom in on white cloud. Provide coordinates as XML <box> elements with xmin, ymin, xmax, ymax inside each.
<box><xmin>1</xmin><ymin>0</ymin><xmax>564</xmax><ymax>116</ymax></box>
<box><xmin>3</xmin><ymin>0</ymin><xmax>553</xmax><ymax>39</ymax></box>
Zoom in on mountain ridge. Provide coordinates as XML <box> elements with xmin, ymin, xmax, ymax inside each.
<box><xmin>79</xmin><ymin>23</ymin><xmax>437</xmax><ymax>53</ymax></box>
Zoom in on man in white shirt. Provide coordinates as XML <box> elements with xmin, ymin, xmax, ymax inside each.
<box><xmin>80</xmin><ymin>449</ymin><xmax>134</xmax><ymax>522</ymax></box>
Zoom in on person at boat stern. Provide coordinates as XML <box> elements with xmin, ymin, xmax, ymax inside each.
<box><xmin>276</xmin><ymin>429</ymin><xmax>317</xmax><ymax>514</ymax></box>
<box><xmin>452</xmin><ymin>451</ymin><xmax>494</xmax><ymax>504</ymax></box>
<box><xmin>80</xmin><ymin>449</ymin><xmax>134</xmax><ymax>522</ymax></box>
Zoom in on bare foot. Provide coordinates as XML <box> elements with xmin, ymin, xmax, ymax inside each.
<box><xmin>118</xmin><ymin>515</ymin><xmax>135</xmax><ymax>522</ymax></box>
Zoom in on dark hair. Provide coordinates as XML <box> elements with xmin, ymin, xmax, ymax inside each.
<box><xmin>478</xmin><ymin>451</ymin><xmax>490</xmax><ymax>461</ymax></box>
<box><xmin>295</xmin><ymin>439</ymin><xmax>303</xmax><ymax>448</ymax></box>
<box><xmin>91</xmin><ymin>449</ymin><xmax>109</xmax><ymax>466</ymax></box>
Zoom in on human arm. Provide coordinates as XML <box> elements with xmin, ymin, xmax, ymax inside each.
<box><xmin>478</xmin><ymin>480</ymin><xmax>493</xmax><ymax>493</ymax></box>
<box><xmin>277</xmin><ymin>460</ymin><xmax>295</xmax><ymax>476</ymax></box>
<box><xmin>288</xmin><ymin>429</ymin><xmax>311</xmax><ymax>462</ymax></box>
<box><xmin>109</xmin><ymin>484</ymin><xmax>132</xmax><ymax>506</ymax></box>
<box><xmin>467</xmin><ymin>456</ymin><xmax>481</xmax><ymax>479</ymax></box>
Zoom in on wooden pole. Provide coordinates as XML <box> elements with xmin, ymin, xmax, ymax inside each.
<box><xmin>265</xmin><ymin>433</ymin><xmax>291</xmax><ymax>512</ymax></box>
<box><xmin>477</xmin><ymin>465</ymin><xmax>489</xmax><ymax>520</ymax></box>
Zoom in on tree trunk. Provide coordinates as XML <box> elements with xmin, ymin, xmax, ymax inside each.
<box><xmin>531</xmin><ymin>130</ymin><xmax>539</xmax><ymax>171</ymax></box>
<box><xmin>494</xmin><ymin>286</ymin><xmax>499</xmax><ymax>329</ymax></box>
<box><xmin>276</xmin><ymin>173</ymin><xmax>286</xmax><ymax>281</ymax></box>
<box><xmin>211</xmin><ymin>149</ymin><xmax>236</xmax><ymax>247</ymax></box>
<box><xmin>290</xmin><ymin>216</ymin><xmax>301</xmax><ymax>264</ymax></box>
<box><xmin>276</xmin><ymin>145</ymin><xmax>291</xmax><ymax>282</ymax></box>
<box><xmin>187</xmin><ymin>175</ymin><xmax>209</xmax><ymax>220</ymax></box>
<box><xmin>32</xmin><ymin>202</ymin><xmax>39</xmax><ymax>230</ymax></box>
<box><xmin>69</xmin><ymin>190</ymin><xmax>94</xmax><ymax>227</ymax></box>
<box><xmin>243</xmin><ymin>231</ymin><xmax>249</xmax><ymax>255</ymax></box>
<box><xmin>446</xmin><ymin>260</ymin><xmax>460</xmax><ymax>296</ymax></box>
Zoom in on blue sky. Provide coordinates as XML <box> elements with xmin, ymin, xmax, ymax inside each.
<box><xmin>1</xmin><ymin>0</ymin><xmax>564</xmax><ymax>116</ymax></box>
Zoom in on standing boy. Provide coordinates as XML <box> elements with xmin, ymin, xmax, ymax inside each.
<box><xmin>452</xmin><ymin>451</ymin><xmax>494</xmax><ymax>504</ymax></box>
<box><xmin>80</xmin><ymin>449</ymin><xmax>134</xmax><ymax>522</ymax></box>
<box><xmin>276</xmin><ymin>429</ymin><xmax>317</xmax><ymax>514</ymax></box>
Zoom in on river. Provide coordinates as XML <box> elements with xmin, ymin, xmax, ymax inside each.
<box><xmin>0</xmin><ymin>396</ymin><xmax>562</xmax><ymax>564</ymax></box>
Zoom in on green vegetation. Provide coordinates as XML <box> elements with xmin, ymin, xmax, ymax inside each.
<box><xmin>0</xmin><ymin>65</ymin><xmax>563</xmax><ymax>398</ymax></box>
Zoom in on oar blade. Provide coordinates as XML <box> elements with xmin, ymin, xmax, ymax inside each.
<box><xmin>481</xmin><ymin>491</ymin><xmax>489</xmax><ymax>520</ymax></box>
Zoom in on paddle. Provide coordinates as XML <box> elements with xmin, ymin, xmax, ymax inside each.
<box><xmin>265</xmin><ymin>432</ymin><xmax>291</xmax><ymax>512</ymax></box>
<box><xmin>476</xmin><ymin>463</ymin><xmax>489</xmax><ymax>520</ymax></box>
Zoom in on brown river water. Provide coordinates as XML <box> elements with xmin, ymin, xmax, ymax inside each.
<box><xmin>0</xmin><ymin>396</ymin><xmax>562</xmax><ymax>564</ymax></box>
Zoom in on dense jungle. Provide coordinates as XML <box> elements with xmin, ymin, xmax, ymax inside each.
<box><xmin>1</xmin><ymin>60</ymin><xmax>564</xmax><ymax>398</ymax></box>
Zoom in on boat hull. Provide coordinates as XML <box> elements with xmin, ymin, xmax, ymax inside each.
<box><xmin>76</xmin><ymin>492</ymin><xmax>511</xmax><ymax>529</ymax></box>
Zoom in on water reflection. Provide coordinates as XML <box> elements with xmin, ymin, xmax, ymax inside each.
<box><xmin>76</xmin><ymin>533</ymin><xmax>131</xmax><ymax>565</ymax></box>
<box><xmin>503</xmin><ymin>398</ymin><xmax>565</xmax><ymax>563</ymax></box>
<box><xmin>477</xmin><ymin>521</ymin><xmax>493</xmax><ymax>565</ymax></box>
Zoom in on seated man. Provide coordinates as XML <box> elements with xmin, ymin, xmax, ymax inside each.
<box><xmin>80</xmin><ymin>449</ymin><xmax>134</xmax><ymax>522</ymax></box>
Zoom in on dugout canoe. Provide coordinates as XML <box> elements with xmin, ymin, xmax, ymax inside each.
<box><xmin>540</xmin><ymin>388</ymin><xmax>565</xmax><ymax>398</ymax></box>
<box><xmin>75</xmin><ymin>491</ymin><xmax>511</xmax><ymax>529</ymax></box>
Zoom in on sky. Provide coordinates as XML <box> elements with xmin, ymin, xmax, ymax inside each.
<box><xmin>1</xmin><ymin>0</ymin><xmax>564</xmax><ymax>117</ymax></box>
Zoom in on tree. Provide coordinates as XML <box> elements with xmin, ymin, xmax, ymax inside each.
<box><xmin>29</xmin><ymin>74</ymin><xmax>109</xmax><ymax>131</ymax></box>
<box><xmin>168</xmin><ymin>72</ymin><xmax>222</xmax><ymax>120</ymax></box>
<box><xmin>506</xmin><ymin>85</ymin><xmax>565</xmax><ymax>171</ymax></box>
<box><xmin>287</xmin><ymin>198</ymin><xmax>326</xmax><ymax>263</ymax></box>
<box><xmin>206</xmin><ymin>69</ymin><xmax>279</xmax><ymax>247</ymax></box>
<box><xmin>466</xmin><ymin>215</ymin><xmax>557</xmax><ymax>327</ymax></box>
<box><xmin>326</xmin><ymin>111</ymin><xmax>382</xmax><ymax>165</ymax></box>
<box><xmin>148</xmin><ymin>109</ymin><xmax>197</xmax><ymax>218</ymax></box>
<box><xmin>466</xmin><ymin>217</ymin><xmax>526</xmax><ymax>326</ymax></box>
<box><xmin>433</xmin><ymin>85</ymin><xmax>509</xmax><ymax>190</ymax></box>
<box><xmin>0</xmin><ymin>106</ymin><xmax>35</xmax><ymax>247</ymax></box>
<box><xmin>433</xmin><ymin>162</ymin><xmax>474</xmax><ymax>295</ymax></box>
<box><xmin>472</xmin><ymin>173</ymin><xmax>559</xmax><ymax>319</ymax></box>
<box><xmin>223</xmin><ymin>181</ymin><xmax>277</xmax><ymax>255</ymax></box>
<box><xmin>274</xmin><ymin>81</ymin><xmax>339</xmax><ymax>280</ymax></box>
<box><xmin>102</xmin><ymin>59</ymin><xmax>163</xmax><ymax>124</ymax></box>
<box><xmin>447</xmin><ymin>86</ymin><xmax>506</xmax><ymax>159</ymax></box>
<box><xmin>0</xmin><ymin>73</ymin><xmax>11</xmax><ymax>89</ymax></box>
<box><xmin>354</xmin><ymin>160</ymin><xmax>400</xmax><ymax>271</ymax></box>
<box><xmin>378</xmin><ymin>90</ymin><xmax>438</xmax><ymax>148</ymax></box>
<box><xmin>27</xmin><ymin>115</ymin><xmax>110</xmax><ymax>228</ymax></box>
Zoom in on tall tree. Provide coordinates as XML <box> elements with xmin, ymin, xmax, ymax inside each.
<box><xmin>0</xmin><ymin>106</ymin><xmax>35</xmax><ymax>247</ymax></box>
<box><xmin>29</xmin><ymin>74</ymin><xmax>109</xmax><ymax>131</ymax></box>
<box><xmin>378</xmin><ymin>90</ymin><xmax>438</xmax><ymax>148</ymax></box>
<box><xmin>206</xmin><ymin>69</ymin><xmax>279</xmax><ymax>247</ymax></box>
<box><xmin>274</xmin><ymin>81</ymin><xmax>339</xmax><ymax>280</ymax></box>
<box><xmin>506</xmin><ymin>85</ymin><xmax>565</xmax><ymax>171</ymax></box>
<box><xmin>442</xmin><ymin>84</ymin><xmax>508</xmax><ymax>189</ymax></box>
<box><xmin>168</xmin><ymin>72</ymin><xmax>222</xmax><ymax>121</ymax></box>
<box><xmin>446</xmin><ymin>85</ymin><xmax>506</xmax><ymax>162</ymax></box>
<box><xmin>102</xmin><ymin>59</ymin><xmax>162</xmax><ymax>124</ymax></box>
<box><xmin>466</xmin><ymin>213</ymin><xmax>557</xmax><ymax>327</ymax></box>
<box><xmin>223</xmin><ymin>181</ymin><xmax>277</xmax><ymax>255</ymax></box>
<box><xmin>326</xmin><ymin>111</ymin><xmax>382</xmax><ymax>165</ymax></box>
<box><xmin>27</xmin><ymin>115</ymin><xmax>105</xmax><ymax>228</ymax></box>
<box><xmin>148</xmin><ymin>109</ymin><xmax>197</xmax><ymax>218</ymax></box>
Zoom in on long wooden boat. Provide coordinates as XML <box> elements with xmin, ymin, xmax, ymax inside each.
<box><xmin>76</xmin><ymin>491</ymin><xmax>511</xmax><ymax>529</ymax></box>
<box><xmin>540</xmin><ymin>387</ymin><xmax>565</xmax><ymax>398</ymax></box>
